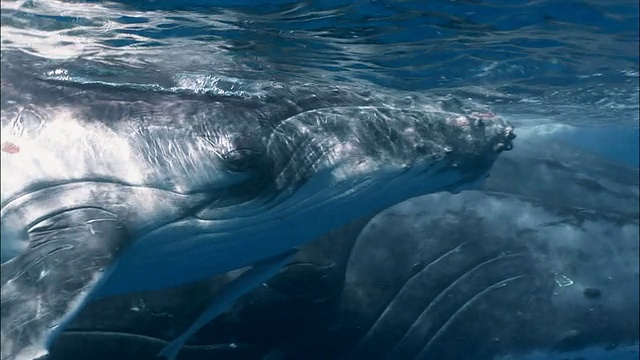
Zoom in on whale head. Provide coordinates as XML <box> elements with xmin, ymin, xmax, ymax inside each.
<box><xmin>100</xmin><ymin>103</ymin><xmax>515</xmax><ymax>294</ymax></box>
<box><xmin>0</xmin><ymin>79</ymin><xmax>515</xmax><ymax>295</ymax></box>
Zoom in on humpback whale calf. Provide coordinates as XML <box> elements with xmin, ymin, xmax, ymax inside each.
<box><xmin>45</xmin><ymin>130</ymin><xmax>638</xmax><ymax>360</ymax></box>
<box><xmin>0</xmin><ymin>60</ymin><xmax>515</xmax><ymax>360</ymax></box>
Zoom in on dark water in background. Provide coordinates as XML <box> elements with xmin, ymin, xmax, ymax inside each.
<box><xmin>2</xmin><ymin>0</ymin><xmax>639</xmax><ymax>149</ymax></box>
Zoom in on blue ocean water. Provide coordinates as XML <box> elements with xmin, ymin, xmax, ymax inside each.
<box><xmin>1</xmin><ymin>0</ymin><xmax>638</xmax><ymax>359</ymax></box>
<box><xmin>2</xmin><ymin>0</ymin><xmax>638</xmax><ymax>164</ymax></box>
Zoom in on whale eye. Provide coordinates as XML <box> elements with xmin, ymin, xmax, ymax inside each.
<box><xmin>223</xmin><ymin>148</ymin><xmax>265</xmax><ymax>173</ymax></box>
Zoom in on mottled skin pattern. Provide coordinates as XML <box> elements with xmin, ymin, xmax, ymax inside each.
<box><xmin>1</xmin><ymin>59</ymin><xmax>515</xmax><ymax>360</ymax></box>
<box><xmin>46</xmin><ymin>136</ymin><xmax>638</xmax><ymax>360</ymax></box>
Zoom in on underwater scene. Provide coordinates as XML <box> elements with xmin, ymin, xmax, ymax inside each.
<box><xmin>1</xmin><ymin>1</ymin><xmax>638</xmax><ymax>359</ymax></box>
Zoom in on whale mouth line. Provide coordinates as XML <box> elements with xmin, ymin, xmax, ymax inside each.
<box><xmin>146</xmin><ymin>155</ymin><xmax>467</xmax><ymax>244</ymax></box>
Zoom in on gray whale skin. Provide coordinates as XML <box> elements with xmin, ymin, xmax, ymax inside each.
<box><xmin>0</xmin><ymin>67</ymin><xmax>515</xmax><ymax>360</ymax></box>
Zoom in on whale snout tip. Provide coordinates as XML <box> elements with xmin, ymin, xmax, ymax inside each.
<box><xmin>489</xmin><ymin>120</ymin><xmax>516</xmax><ymax>154</ymax></box>
<box><xmin>504</xmin><ymin>124</ymin><xmax>517</xmax><ymax>141</ymax></box>
<box><xmin>464</xmin><ymin>111</ymin><xmax>516</xmax><ymax>154</ymax></box>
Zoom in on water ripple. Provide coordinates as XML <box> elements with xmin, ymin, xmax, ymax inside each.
<box><xmin>1</xmin><ymin>0</ymin><xmax>638</xmax><ymax>126</ymax></box>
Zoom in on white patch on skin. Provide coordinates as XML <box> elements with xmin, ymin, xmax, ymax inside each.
<box><xmin>447</xmin><ymin>115</ymin><xmax>470</xmax><ymax>127</ymax></box>
<box><xmin>38</xmin><ymin>269</ymin><xmax>49</xmax><ymax>281</ymax></box>
<box><xmin>1</xmin><ymin>107</ymin><xmax>144</xmax><ymax>204</ymax></box>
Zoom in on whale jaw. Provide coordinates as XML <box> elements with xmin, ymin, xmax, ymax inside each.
<box><xmin>97</xmin><ymin>158</ymin><xmax>486</xmax><ymax>297</ymax></box>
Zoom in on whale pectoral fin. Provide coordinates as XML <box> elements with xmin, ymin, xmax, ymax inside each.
<box><xmin>158</xmin><ymin>248</ymin><xmax>298</xmax><ymax>360</ymax></box>
<box><xmin>1</xmin><ymin>208</ymin><xmax>128</xmax><ymax>360</ymax></box>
